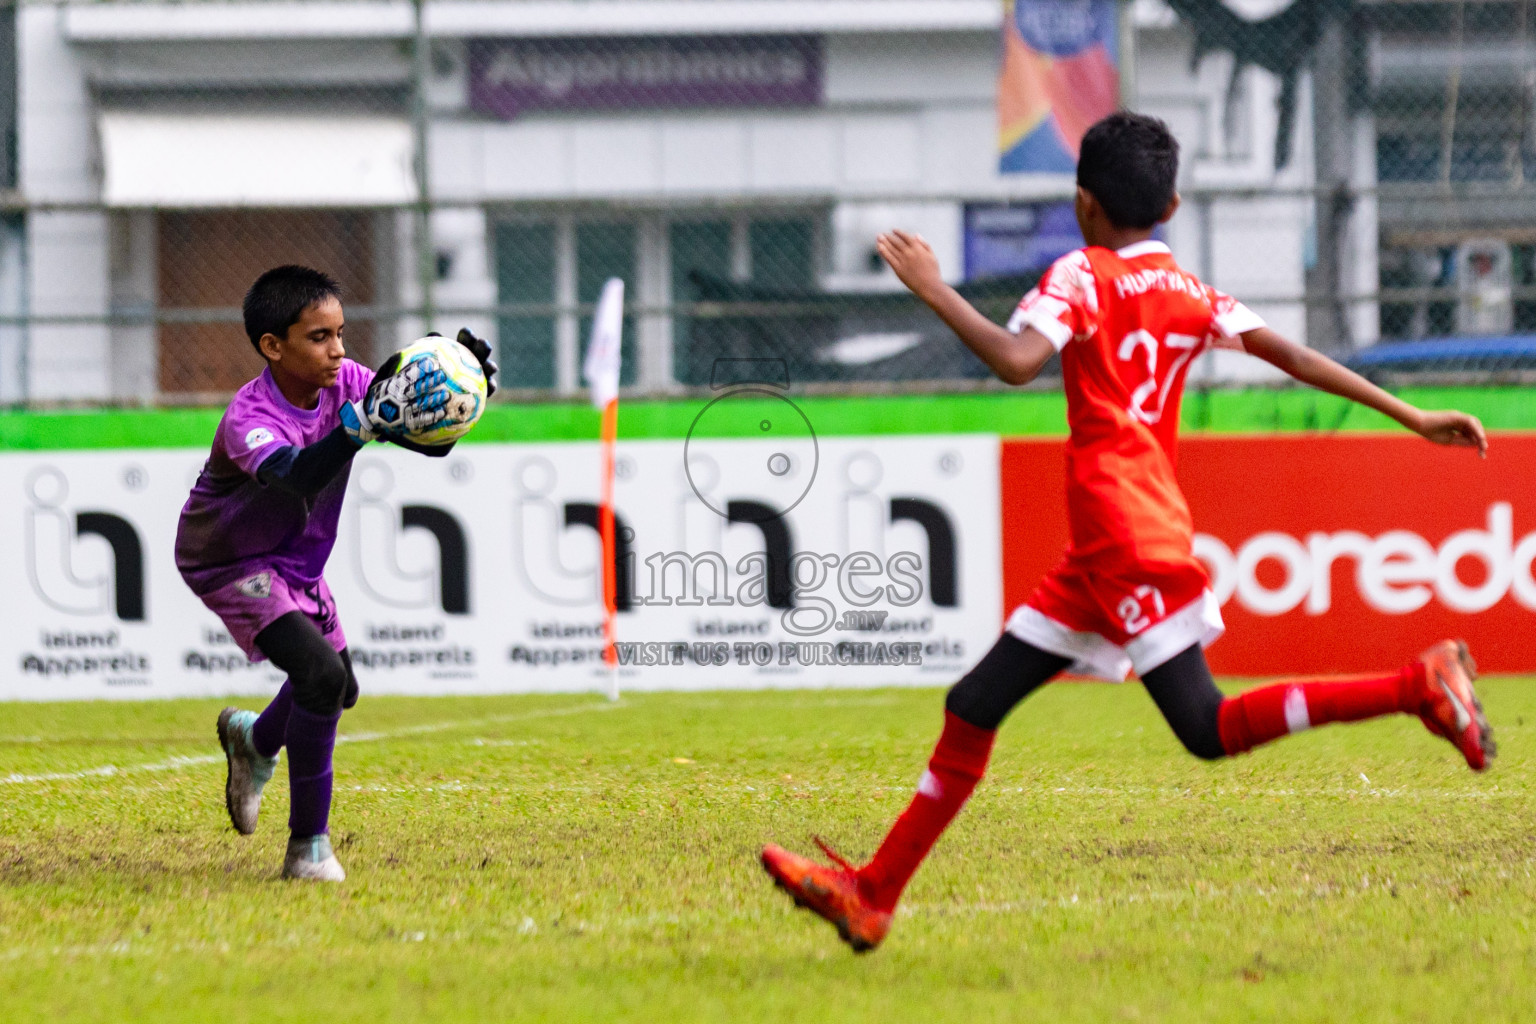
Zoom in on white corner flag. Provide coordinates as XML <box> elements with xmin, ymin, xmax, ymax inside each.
<box><xmin>584</xmin><ymin>278</ymin><xmax>623</xmax><ymax>701</ymax></box>
<box><xmin>584</xmin><ymin>278</ymin><xmax>624</xmax><ymax>409</ymax></box>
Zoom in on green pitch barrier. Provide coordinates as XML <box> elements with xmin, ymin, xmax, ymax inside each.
<box><xmin>0</xmin><ymin>386</ymin><xmax>1530</xmax><ymax>450</ymax></box>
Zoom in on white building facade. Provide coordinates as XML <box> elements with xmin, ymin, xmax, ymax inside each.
<box><xmin>7</xmin><ymin>0</ymin><xmax>1362</xmax><ymax>403</ymax></box>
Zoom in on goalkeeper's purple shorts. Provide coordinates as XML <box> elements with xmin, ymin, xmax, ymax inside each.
<box><xmin>198</xmin><ymin>569</ymin><xmax>347</xmax><ymax>662</ymax></box>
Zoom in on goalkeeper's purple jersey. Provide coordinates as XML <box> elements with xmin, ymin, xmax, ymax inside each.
<box><xmin>175</xmin><ymin>360</ymin><xmax>373</xmax><ymax>595</ymax></box>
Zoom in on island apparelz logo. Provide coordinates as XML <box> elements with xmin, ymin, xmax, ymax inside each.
<box><xmin>24</xmin><ymin>466</ymin><xmax>145</xmax><ymax>622</ymax></box>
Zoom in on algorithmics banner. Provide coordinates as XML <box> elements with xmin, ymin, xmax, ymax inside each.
<box><xmin>0</xmin><ymin>435</ymin><xmax>1001</xmax><ymax>701</ymax></box>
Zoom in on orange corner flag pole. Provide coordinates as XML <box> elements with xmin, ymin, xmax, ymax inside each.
<box><xmin>584</xmin><ymin>276</ymin><xmax>625</xmax><ymax>702</ymax></box>
<box><xmin>598</xmin><ymin>395</ymin><xmax>619</xmax><ymax>697</ymax></box>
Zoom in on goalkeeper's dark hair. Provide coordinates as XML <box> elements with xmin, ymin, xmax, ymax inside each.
<box><xmin>1076</xmin><ymin>112</ymin><xmax>1180</xmax><ymax>230</ymax></box>
<box><xmin>243</xmin><ymin>265</ymin><xmax>342</xmax><ymax>352</ymax></box>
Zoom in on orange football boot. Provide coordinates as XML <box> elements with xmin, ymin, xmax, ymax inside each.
<box><xmin>1409</xmin><ymin>640</ymin><xmax>1495</xmax><ymax>771</ymax></box>
<box><xmin>760</xmin><ymin>838</ymin><xmax>892</xmax><ymax>953</ymax></box>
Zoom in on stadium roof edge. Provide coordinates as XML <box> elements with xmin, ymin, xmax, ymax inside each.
<box><xmin>64</xmin><ymin>2</ymin><xmax>415</xmax><ymax>41</ymax></box>
<box><xmin>63</xmin><ymin>1</ymin><xmax>1005</xmax><ymax>44</ymax></box>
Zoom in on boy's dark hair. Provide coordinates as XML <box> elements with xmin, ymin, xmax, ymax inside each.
<box><xmin>242</xmin><ymin>265</ymin><xmax>342</xmax><ymax>352</ymax></box>
<box><xmin>1076</xmin><ymin>112</ymin><xmax>1180</xmax><ymax>230</ymax></box>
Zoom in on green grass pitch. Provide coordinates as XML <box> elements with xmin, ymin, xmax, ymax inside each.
<box><xmin>3</xmin><ymin>680</ymin><xmax>1534</xmax><ymax>1023</ymax></box>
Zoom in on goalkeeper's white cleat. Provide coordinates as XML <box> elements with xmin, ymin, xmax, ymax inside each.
<box><xmin>282</xmin><ymin>834</ymin><xmax>346</xmax><ymax>882</ymax></box>
<box><xmin>217</xmin><ymin>707</ymin><xmax>278</xmax><ymax>836</ymax></box>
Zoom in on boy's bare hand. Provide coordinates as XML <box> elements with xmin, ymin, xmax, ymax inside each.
<box><xmin>1416</xmin><ymin>409</ymin><xmax>1488</xmax><ymax>457</ymax></box>
<box><xmin>877</xmin><ymin>230</ymin><xmax>943</xmax><ymax>299</ymax></box>
<box><xmin>875</xmin><ymin>227</ymin><xmax>1055</xmax><ymax>385</ymax></box>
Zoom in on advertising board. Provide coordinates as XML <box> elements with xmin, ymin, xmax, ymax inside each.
<box><xmin>6</xmin><ymin>428</ymin><xmax>1532</xmax><ymax>700</ymax></box>
<box><xmin>1002</xmin><ymin>435</ymin><xmax>1536</xmax><ymax>675</ymax></box>
<box><xmin>0</xmin><ymin>435</ymin><xmax>1001</xmax><ymax>700</ymax></box>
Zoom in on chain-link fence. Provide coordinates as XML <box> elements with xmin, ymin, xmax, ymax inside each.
<box><xmin>1360</xmin><ymin>0</ymin><xmax>1536</xmax><ymax>370</ymax></box>
<box><xmin>0</xmin><ymin>0</ymin><xmax>1532</xmax><ymax>406</ymax></box>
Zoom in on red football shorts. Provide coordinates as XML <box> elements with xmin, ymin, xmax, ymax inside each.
<box><xmin>1005</xmin><ymin>555</ymin><xmax>1224</xmax><ymax>681</ymax></box>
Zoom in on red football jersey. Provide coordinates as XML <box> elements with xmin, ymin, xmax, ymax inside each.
<box><xmin>1009</xmin><ymin>241</ymin><xmax>1264</xmax><ymax>568</ymax></box>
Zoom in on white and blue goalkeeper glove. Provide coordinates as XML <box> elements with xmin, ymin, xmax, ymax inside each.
<box><xmin>339</xmin><ymin>358</ymin><xmax>450</xmax><ymax>446</ymax></box>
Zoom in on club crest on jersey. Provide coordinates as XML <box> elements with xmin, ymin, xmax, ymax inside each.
<box><xmin>237</xmin><ymin>572</ymin><xmax>273</xmax><ymax>599</ymax></box>
<box><xmin>245</xmin><ymin>427</ymin><xmax>276</xmax><ymax>450</ymax></box>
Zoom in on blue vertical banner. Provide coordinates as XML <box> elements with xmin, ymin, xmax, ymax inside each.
<box><xmin>998</xmin><ymin>0</ymin><xmax>1120</xmax><ymax>174</ymax></box>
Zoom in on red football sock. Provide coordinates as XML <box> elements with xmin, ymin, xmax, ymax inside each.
<box><xmin>1217</xmin><ymin>663</ymin><xmax>1424</xmax><ymax>755</ymax></box>
<box><xmin>856</xmin><ymin>711</ymin><xmax>995</xmax><ymax>913</ymax></box>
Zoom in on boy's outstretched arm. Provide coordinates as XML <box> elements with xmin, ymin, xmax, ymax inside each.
<box><xmin>1240</xmin><ymin>326</ymin><xmax>1488</xmax><ymax>457</ymax></box>
<box><xmin>878</xmin><ymin>230</ymin><xmax>1056</xmax><ymax>385</ymax></box>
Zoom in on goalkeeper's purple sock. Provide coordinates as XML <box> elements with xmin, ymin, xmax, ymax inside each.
<box><xmin>250</xmin><ymin>681</ymin><xmax>293</xmax><ymax>759</ymax></box>
<box><xmin>285</xmin><ymin>705</ymin><xmax>340</xmax><ymax>838</ymax></box>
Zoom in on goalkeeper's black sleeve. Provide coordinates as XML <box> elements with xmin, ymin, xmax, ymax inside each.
<box><xmin>256</xmin><ymin>426</ymin><xmax>360</xmax><ymax>497</ymax></box>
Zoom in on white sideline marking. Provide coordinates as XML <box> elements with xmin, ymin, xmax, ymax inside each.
<box><xmin>0</xmin><ymin>754</ymin><xmax>223</xmax><ymax>785</ymax></box>
<box><xmin>334</xmin><ymin>700</ymin><xmax>622</xmax><ymax>744</ymax></box>
<box><xmin>0</xmin><ymin>701</ymin><xmax>623</xmax><ymax>786</ymax></box>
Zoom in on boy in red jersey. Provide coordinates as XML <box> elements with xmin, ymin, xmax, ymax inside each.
<box><xmin>760</xmin><ymin>112</ymin><xmax>1494</xmax><ymax>953</ymax></box>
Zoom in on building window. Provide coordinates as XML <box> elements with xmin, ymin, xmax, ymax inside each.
<box><xmin>156</xmin><ymin>209</ymin><xmax>379</xmax><ymax>394</ymax></box>
<box><xmin>493</xmin><ymin>208</ymin><xmax>1011</xmax><ymax>390</ymax></box>
<box><xmin>493</xmin><ymin>216</ymin><xmax>642</xmax><ymax>392</ymax></box>
<box><xmin>575</xmin><ymin>221</ymin><xmax>639</xmax><ymax>388</ymax></box>
<box><xmin>749</xmin><ymin>217</ymin><xmax>816</xmax><ymax>291</ymax></box>
<box><xmin>495</xmin><ymin>209</ymin><xmax>825</xmax><ymax>392</ymax></box>
<box><xmin>670</xmin><ymin>219</ymin><xmax>734</xmax><ymax>387</ymax></box>
<box><xmin>1516</xmin><ymin>244</ymin><xmax>1536</xmax><ymax>333</ymax></box>
<box><xmin>0</xmin><ymin>214</ymin><xmax>22</xmax><ymax>402</ymax></box>
<box><xmin>670</xmin><ymin>212</ymin><xmax>822</xmax><ymax>386</ymax></box>
<box><xmin>1369</xmin><ymin>2</ymin><xmax>1535</xmax><ymax>184</ymax></box>
<box><xmin>493</xmin><ymin>221</ymin><xmax>557</xmax><ymax>389</ymax></box>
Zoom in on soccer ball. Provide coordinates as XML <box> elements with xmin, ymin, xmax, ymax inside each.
<box><xmin>377</xmin><ymin>335</ymin><xmax>488</xmax><ymax>447</ymax></box>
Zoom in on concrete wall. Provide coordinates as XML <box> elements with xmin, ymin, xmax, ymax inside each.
<box><xmin>19</xmin><ymin>3</ymin><xmax>112</xmax><ymax>402</ymax></box>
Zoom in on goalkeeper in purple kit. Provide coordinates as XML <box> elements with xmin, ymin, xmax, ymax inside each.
<box><xmin>175</xmin><ymin>265</ymin><xmax>497</xmax><ymax>881</ymax></box>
